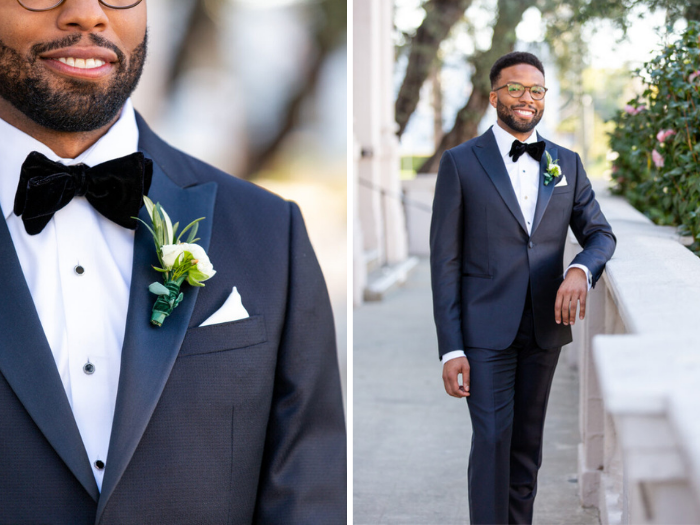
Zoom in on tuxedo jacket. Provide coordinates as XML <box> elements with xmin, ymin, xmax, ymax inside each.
<box><xmin>430</xmin><ymin>127</ymin><xmax>616</xmax><ymax>358</ymax></box>
<box><xmin>0</xmin><ymin>114</ymin><xmax>346</xmax><ymax>524</ymax></box>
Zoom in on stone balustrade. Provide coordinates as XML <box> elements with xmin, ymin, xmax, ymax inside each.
<box><xmin>569</xmin><ymin>182</ymin><xmax>700</xmax><ymax>524</ymax></box>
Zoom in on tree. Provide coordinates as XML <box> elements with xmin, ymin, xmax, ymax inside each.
<box><xmin>418</xmin><ymin>0</ymin><xmax>537</xmax><ymax>173</ymax></box>
<box><xmin>394</xmin><ymin>0</ymin><xmax>474</xmax><ymax>138</ymax></box>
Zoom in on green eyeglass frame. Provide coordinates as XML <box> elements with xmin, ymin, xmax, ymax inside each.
<box><xmin>493</xmin><ymin>82</ymin><xmax>548</xmax><ymax>100</ymax></box>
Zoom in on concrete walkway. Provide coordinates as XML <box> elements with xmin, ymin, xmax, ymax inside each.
<box><xmin>353</xmin><ymin>259</ymin><xmax>600</xmax><ymax>525</ymax></box>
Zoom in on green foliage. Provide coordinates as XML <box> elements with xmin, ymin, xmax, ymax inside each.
<box><xmin>609</xmin><ymin>21</ymin><xmax>700</xmax><ymax>250</ymax></box>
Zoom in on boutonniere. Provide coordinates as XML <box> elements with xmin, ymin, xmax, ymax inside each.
<box><xmin>544</xmin><ymin>151</ymin><xmax>562</xmax><ymax>186</ymax></box>
<box><xmin>136</xmin><ymin>196</ymin><xmax>216</xmax><ymax>327</ymax></box>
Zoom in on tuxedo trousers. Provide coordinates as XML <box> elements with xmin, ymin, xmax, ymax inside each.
<box><xmin>465</xmin><ymin>296</ymin><xmax>561</xmax><ymax>525</ymax></box>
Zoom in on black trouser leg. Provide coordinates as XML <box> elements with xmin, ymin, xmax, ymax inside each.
<box><xmin>465</xmin><ymin>303</ymin><xmax>560</xmax><ymax>525</ymax></box>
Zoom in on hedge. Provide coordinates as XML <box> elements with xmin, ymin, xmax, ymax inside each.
<box><xmin>609</xmin><ymin>21</ymin><xmax>700</xmax><ymax>251</ymax></box>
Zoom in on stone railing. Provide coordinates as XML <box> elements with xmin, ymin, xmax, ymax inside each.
<box><xmin>567</xmin><ymin>181</ymin><xmax>700</xmax><ymax>524</ymax></box>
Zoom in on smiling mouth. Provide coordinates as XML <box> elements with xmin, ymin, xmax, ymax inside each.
<box><xmin>513</xmin><ymin>107</ymin><xmax>536</xmax><ymax>118</ymax></box>
<box><xmin>55</xmin><ymin>57</ymin><xmax>107</xmax><ymax>69</ymax></box>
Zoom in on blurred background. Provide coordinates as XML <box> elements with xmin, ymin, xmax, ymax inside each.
<box><xmin>132</xmin><ymin>0</ymin><xmax>348</xmax><ymax>405</ymax></box>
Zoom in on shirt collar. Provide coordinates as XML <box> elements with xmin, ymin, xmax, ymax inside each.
<box><xmin>491</xmin><ymin>122</ymin><xmax>539</xmax><ymax>160</ymax></box>
<box><xmin>0</xmin><ymin>98</ymin><xmax>139</xmax><ymax>220</ymax></box>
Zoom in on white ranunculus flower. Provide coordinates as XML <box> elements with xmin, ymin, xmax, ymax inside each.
<box><xmin>160</xmin><ymin>243</ymin><xmax>216</xmax><ymax>279</ymax></box>
<box><xmin>161</xmin><ymin>244</ymin><xmax>187</xmax><ymax>269</ymax></box>
<box><xmin>550</xmin><ymin>164</ymin><xmax>561</xmax><ymax>176</ymax></box>
<box><xmin>184</xmin><ymin>243</ymin><xmax>216</xmax><ymax>279</ymax></box>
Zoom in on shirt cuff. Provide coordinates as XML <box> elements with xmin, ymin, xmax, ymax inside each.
<box><xmin>565</xmin><ymin>264</ymin><xmax>592</xmax><ymax>290</ymax></box>
<box><xmin>441</xmin><ymin>350</ymin><xmax>466</xmax><ymax>364</ymax></box>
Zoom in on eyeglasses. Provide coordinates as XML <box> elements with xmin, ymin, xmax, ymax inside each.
<box><xmin>17</xmin><ymin>0</ymin><xmax>143</xmax><ymax>11</ymax></box>
<box><xmin>493</xmin><ymin>83</ymin><xmax>548</xmax><ymax>101</ymax></box>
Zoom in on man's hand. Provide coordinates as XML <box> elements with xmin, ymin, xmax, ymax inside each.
<box><xmin>555</xmin><ymin>267</ymin><xmax>588</xmax><ymax>326</ymax></box>
<box><xmin>442</xmin><ymin>356</ymin><xmax>470</xmax><ymax>398</ymax></box>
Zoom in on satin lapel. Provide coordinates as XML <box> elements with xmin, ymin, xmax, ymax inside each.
<box><xmin>531</xmin><ymin>143</ymin><xmax>558</xmax><ymax>235</ymax></box>
<box><xmin>473</xmin><ymin>129</ymin><xmax>528</xmax><ymax>235</ymax></box>
<box><xmin>96</xmin><ymin>162</ymin><xmax>217</xmax><ymax>520</ymax></box>
<box><xmin>0</xmin><ymin>217</ymin><xmax>98</xmax><ymax>501</ymax></box>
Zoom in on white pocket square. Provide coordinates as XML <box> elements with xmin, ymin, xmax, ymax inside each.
<box><xmin>554</xmin><ymin>175</ymin><xmax>568</xmax><ymax>187</ymax></box>
<box><xmin>199</xmin><ymin>286</ymin><xmax>249</xmax><ymax>327</ymax></box>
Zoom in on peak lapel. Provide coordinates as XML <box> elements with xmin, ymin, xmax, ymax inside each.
<box><xmin>531</xmin><ymin>142</ymin><xmax>558</xmax><ymax>235</ymax></box>
<box><xmin>473</xmin><ymin>129</ymin><xmax>528</xmax><ymax>235</ymax></box>
<box><xmin>96</xmin><ymin>162</ymin><xmax>217</xmax><ymax>521</ymax></box>
<box><xmin>0</xmin><ymin>217</ymin><xmax>99</xmax><ymax>501</ymax></box>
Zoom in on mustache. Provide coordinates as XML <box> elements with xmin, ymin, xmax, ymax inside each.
<box><xmin>30</xmin><ymin>33</ymin><xmax>125</xmax><ymax>63</ymax></box>
<box><xmin>512</xmin><ymin>104</ymin><xmax>537</xmax><ymax>112</ymax></box>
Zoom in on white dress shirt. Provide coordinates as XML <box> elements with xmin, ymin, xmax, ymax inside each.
<box><xmin>0</xmin><ymin>99</ymin><xmax>139</xmax><ymax>491</ymax></box>
<box><xmin>441</xmin><ymin>123</ymin><xmax>591</xmax><ymax>364</ymax></box>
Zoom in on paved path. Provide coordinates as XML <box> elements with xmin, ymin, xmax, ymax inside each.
<box><xmin>354</xmin><ymin>260</ymin><xmax>600</xmax><ymax>525</ymax></box>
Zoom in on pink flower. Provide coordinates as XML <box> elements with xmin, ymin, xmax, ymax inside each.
<box><xmin>689</xmin><ymin>70</ymin><xmax>700</xmax><ymax>83</ymax></box>
<box><xmin>612</xmin><ymin>165</ymin><xmax>619</xmax><ymax>173</ymax></box>
<box><xmin>624</xmin><ymin>104</ymin><xmax>646</xmax><ymax>115</ymax></box>
<box><xmin>652</xmin><ymin>149</ymin><xmax>664</xmax><ymax>168</ymax></box>
<box><xmin>656</xmin><ymin>129</ymin><xmax>677</xmax><ymax>143</ymax></box>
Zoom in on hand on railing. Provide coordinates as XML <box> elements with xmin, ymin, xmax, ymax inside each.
<box><xmin>555</xmin><ymin>268</ymin><xmax>588</xmax><ymax>325</ymax></box>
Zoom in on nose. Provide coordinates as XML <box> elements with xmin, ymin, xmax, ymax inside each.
<box><xmin>520</xmin><ymin>89</ymin><xmax>535</xmax><ymax>104</ymax></box>
<box><xmin>55</xmin><ymin>0</ymin><xmax>109</xmax><ymax>33</ymax></box>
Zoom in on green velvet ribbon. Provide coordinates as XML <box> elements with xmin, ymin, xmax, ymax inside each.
<box><xmin>150</xmin><ymin>279</ymin><xmax>185</xmax><ymax>327</ymax></box>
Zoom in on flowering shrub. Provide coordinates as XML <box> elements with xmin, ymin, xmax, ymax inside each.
<box><xmin>609</xmin><ymin>22</ymin><xmax>700</xmax><ymax>250</ymax></box>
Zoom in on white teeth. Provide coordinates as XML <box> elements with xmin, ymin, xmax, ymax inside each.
<box><xmin>56</xmin><ymin>57</ymin><xmax>106</xmax><ymax>69</ymax></box>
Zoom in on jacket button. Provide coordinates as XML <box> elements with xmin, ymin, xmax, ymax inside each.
<box><xmin>528</xmin><ymin>241</ymin><xmax>534</xmax><ymax>249</ymax></box>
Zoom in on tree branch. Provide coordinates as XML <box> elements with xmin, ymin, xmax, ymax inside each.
<box><xmin>395</xmin><ymin>0</ymin><xmax>474</xmax><ymax>137</ymax></box>
<box><xmin>418</xmin><ymin>0</ymin><xmax>537</xmax><ymax>173</ymax></box>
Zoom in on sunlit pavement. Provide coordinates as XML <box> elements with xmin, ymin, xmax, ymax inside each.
<box><xmin>353</xmin><ymin>259</ymin><xmax>600</xmax><ymax>525</ymax></box>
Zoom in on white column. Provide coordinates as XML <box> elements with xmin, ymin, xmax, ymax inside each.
<box><xmin>353</xmin><ymin>133</ymin><xmax>367</xmax><ymax>307</ymax></box>
<box><xmin>377</xmin><ymin>0</ymin><xmax>408</xmax><ymax>265</ymax></box>
<box><xmin>354</xmin><ymin>0</ymin><xmax>384</xmax><ymax>267</ymax></box>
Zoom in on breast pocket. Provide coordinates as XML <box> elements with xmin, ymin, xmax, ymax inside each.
<box><xmin>179</xmin><ymin>315</ymin><xmax>267</xmax><ymax>357</ymax></box>
<box><xmin>552</xmin><ymin>184</ymin><xmax>573</xmax><ymax>195</ymax></box>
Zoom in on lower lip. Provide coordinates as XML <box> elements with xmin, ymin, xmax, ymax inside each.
<box><xmin>42</xmin><ymin>58</ymin><xmax>114</xmax><ymax>79</ymax></box>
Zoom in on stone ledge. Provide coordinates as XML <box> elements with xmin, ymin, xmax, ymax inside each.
<box><xmin>364</xmin><ymin>257</ymin><xmax>420</xmax><ymax>301</ymax></box>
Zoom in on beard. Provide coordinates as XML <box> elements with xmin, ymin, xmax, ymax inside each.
<box><xmin>0</xmin><ymin>31</ymin><xmax>147</xmax><ymax>133</ymax></box>
<box><xmin>496</xmin><ymin>98</ymin><xmax>543</xmax><ymax>134</ymax></box>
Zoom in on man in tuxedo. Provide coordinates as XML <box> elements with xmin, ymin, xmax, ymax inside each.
<box><xmin>430</xmin><ymin>51</ymin><xmax>615</xmax><ymax>524</ymax></box>
<box><xmin>0</xmin><ymin>1</ymin><xmax>346</xmax><ymax>523</ymax></box>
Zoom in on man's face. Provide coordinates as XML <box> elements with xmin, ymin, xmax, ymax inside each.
<box><xmin>489</xmin><ymin>63</ymin><xmax>545</xmax><ymax>135</ymax></box>
<box><xmin>0</xmin><ymin>0</ymin><xmax>147</xmax><ymax>133</ymax></box>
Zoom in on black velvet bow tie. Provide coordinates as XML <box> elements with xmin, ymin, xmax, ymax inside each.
<box><xmin>509</xmin><ymin>139</ymin><xmax>546</xmax><ymax>162</ymax></box>
<box><xmin>14</xmin><ymin>151</ymin><xmax>153</xmax><ymax>236</ymax></box>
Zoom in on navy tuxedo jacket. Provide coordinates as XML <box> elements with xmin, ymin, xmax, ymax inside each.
<box><xmin>0</xmin><ymin>115</ymin><xmax>346</xmax><ymax>524</ymax></box>
<box><xmin>430</xmin><ymin>127</ymin><xmax>616</xmax><ymax>358</ymax></box>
